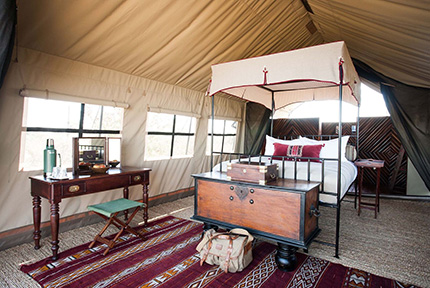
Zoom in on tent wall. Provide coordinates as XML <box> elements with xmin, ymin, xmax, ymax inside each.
<box><xmin>0</xmin><ymin>47</ymin><xmax>245</xmax><ymax>233</ymax></box>
<box><xmin>353</xmin><ymin>59</ymin><xmax>430</xmax><ymax>191</ymax></box>
<box><xmin>244</xmin><ymin>102</ymin><xmax>271</xmax><ymax>155</ymax></box>
<box><xmin>0</xmin><ymin>0</ymin><xmax>15</xmax><ymax>89</ymax></box>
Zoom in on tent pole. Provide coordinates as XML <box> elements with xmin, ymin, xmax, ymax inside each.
<box><xmin>210</xmin><ymin>94</ymin><xmax>215</xmax><ymax>172</ymax></box>
<box><xmin>353</xmin><ymin>104</ymin><xmax>360</xmax><ymax>209</ymax></box>
<box><xmin>356</xmin><ymin>104</ymin><xmax>360</xmax><ymax>158</ymax></box>
<box><xmin>335</xmin><ymin>61</ymin><xmax>344</xmax><ymax>258</ymax></box>
<box><xmin>271</xmin><ymin>92</ymin><xmax>274</xmax><ymax>136</ymax></box>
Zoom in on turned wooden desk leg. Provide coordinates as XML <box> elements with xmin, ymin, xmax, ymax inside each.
<box><xmin>50</xmin><ymin>202</ymin><xmax>60</xmax><ymax>261</ymax></box>
<box><xmin>123</xmin><ymin>187</ymin><xmax>129</xmax><ymax>221</ymax></box>
<box><xmin>358</xmin><ymin>167</ymin><xmax>363</xmax><ymax>216</ymax></box>
<box><xmin>275</xmin><ymin>243</ymin><xmax>297</xmax><ymax>272</ymax></box>
<box><xmin>142</xmin><ymin>184</ymin><xmax>149</xmax><ymax>226</ymax></box>
<box><xmin>354</xmin><ymin>179</ymin><xmax>358</xmax><ymax>209</ymax></box>
<box><xmin>375</xmin><ymin>168</ymin><xmax>381</xmax><ymax>218</ymax></box>
<box><xmin>32</xmin><ymin>196</ymin><xmax>41</xmax><ymax>250</ymax></box>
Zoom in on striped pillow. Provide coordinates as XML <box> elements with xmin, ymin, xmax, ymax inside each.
<box><xmin>286</xmin><ymin>145</ymin><xmax>303</xmax><ymax>157</ymax></box>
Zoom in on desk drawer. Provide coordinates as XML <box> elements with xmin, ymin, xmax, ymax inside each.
<box><xmin>130</xmin><ymin>172</ymin><xmax>148</xmax><ymax>185</ymax></box>
<box><xmin>85</xmin><ymin>176</ymin><xmax>129</xmax><ymax>192</ymax></box>
<box><xmin>62</xmin><ymin>182</ymin><xmax>86</xmax><ymax>197</ymax></box>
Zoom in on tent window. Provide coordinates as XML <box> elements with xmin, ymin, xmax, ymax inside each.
<box><xmin>20</xmin><ymin>98</ymin><xmax>123</xmax><ymax>171</ymax></box>
<box><xmin>145</xmin><ymin>112</ymin><xmax>196</xmax><ymax>160</ymax></box>
<box><xmin>206</xmin><ymin>119</ymin><xmax>237</xmax><ymax>155</ymax></box>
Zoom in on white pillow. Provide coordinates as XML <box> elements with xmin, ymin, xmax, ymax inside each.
<box><xmin>299</xmin><ymin>136</ymin><xmax>350</xmax><ymax>162</ymax></box>
<box><xmin>264</xmin><ymin>135</ymin><xmax>304</xmax><ymax>155</ymax></box>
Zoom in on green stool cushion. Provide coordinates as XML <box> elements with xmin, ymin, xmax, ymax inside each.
<box><xmin>88</xmin><ymin>198</ymin><xmax>145</xmax><ymax>218</ymax></box>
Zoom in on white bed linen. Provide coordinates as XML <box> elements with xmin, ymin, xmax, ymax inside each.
<box><xmin>213</xmin><ymin>157</ymin><xmax>357</xmax><ymax>205</ymax></box>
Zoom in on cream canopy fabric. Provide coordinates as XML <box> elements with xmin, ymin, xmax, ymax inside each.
<box><xmin>209</xmin><ymin>41</ymin><xmax>361</xmax><ymax>109</ymax></box>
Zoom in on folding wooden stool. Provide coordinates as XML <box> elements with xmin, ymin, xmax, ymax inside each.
<box><xmin>87</xmin><ymin>198</ymin><xmax>146</xmax><ymax>255</ymax></box>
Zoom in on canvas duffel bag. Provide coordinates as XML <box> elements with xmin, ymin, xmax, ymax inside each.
<box><xmin>196</xmin><ymin>228</ymin><xmax>254</xmax><ymax>273</ymax></box>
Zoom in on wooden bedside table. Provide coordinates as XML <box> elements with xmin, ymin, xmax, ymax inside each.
<box><xmin>354</xmin><ymin>159</ymin><xmax>385</xmax><ymax>219</ymax></box>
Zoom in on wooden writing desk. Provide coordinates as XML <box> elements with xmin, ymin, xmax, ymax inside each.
<box><xmin>30</xmin><ymin>167</ymin><xmax>151</xmax><ymax>260</ymax></box>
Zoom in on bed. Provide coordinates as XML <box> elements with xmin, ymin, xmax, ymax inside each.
<box><xmin>206</xmin><ymin>41</ymin><xmax>361</xmax><ymax>257</ymax></box>
<box><xmin>213</xmin><ymin>135</ymin><xmax>357</xmax><ymax>205</ymax></box>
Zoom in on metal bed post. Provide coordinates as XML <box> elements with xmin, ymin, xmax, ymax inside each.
<box><xmin>354</xmin><ymin>104</ymin><xmax>360</xmax><ymax>208</ymax></box>
<box><xmin>210</xmin><ymin>94</ymin><xmax>215</xmax><ymax>172</ymax></box>
<box><xmin>335</xmin><ymin>61</ymin><xmax>344</xmax><ymax>258</ymax></box>
<box><xmin>356</xmin><ymin>104</ymin><xmax>360</xmax><ymax>158</ymax></box>
<box><xmin>270</xmin><ymin>91</ymin><xmax>275</xmax><ymax>136</ymax></box>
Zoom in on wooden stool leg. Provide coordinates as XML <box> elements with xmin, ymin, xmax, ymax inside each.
<box><xmin>89</xmin><ymin>206</ymin><xmax>144</xmax><ymax>256</ymax></box>
<box><xmin>89</xmin><ymin>212</ymin><xmax>119</xmax><ymax>249</ymax></box>
<box><xmin>125</xmin><ymin>207</ymin><xmax>145</xmax><ymax>239</ymax></box>
<box><xmin>111</xmin><ymin>207</ymin><xmax>144</xmax><ymax>239</ymax></box>
<box><xmin>102</xmin><ymin>208</ymin><xmax>144</xmax><ymax>255</ymax></box>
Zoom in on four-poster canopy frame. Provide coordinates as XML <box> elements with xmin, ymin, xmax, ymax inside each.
<box><xmin>207</xmin><ymin>42</ymin><xmax>361</xmax><ymax>258</ymax></box>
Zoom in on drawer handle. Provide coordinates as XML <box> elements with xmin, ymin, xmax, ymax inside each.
<box><xmin>133</xmin><ymin>175</ymin><xmax>142</xmax><ymax>182</ymax></box>
<box><xmin>68</xmin><ymin>185</ymin><xmax>80</xmax><ymax>193</ymax></box>
<box><xmin>250</xmin><ymin>188</ymin><xmax>254</xmax><ymax>193</ymax></box>
<box><xmin>229</xmin><ymin>196</ymin><xmax>234</xmax><ymax>201</ymax></box>
<box><xmin>249</xmin><ymin>199</ymin><xmax>254</xmax><ymax>204</ymax></box>
<box><xmin>230</xmin><ymin>186</ymin><xmax>234</xmax><ymax>190</ymax></box>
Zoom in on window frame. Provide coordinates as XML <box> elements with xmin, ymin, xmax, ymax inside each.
<box><xmin>23</xmin><ymin>103</ymin><xmax>122</xmax><ymax>137</ymax></box>
<box><xmin>20</xmin><ymin>99</ymin><xmax>123</xmax><ymax>171</ymax></box>
<box><xmin>207</xmin><ymin>119</ymin><xmax>237</xmax><ymax>154</ymax></box>
<box><xmin>146</xmin><ymin>113</ymin><xmax>196</xmax><ymax>159</ymax></box>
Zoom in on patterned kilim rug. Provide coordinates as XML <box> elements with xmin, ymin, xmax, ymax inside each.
<box><xmin>20</xmin><ymin>216</ymin><xmax>418</xmax><ymax>288</ymax></box>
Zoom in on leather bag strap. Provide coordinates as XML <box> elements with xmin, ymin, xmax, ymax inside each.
<box><xmin>223</xmin><ymin>236</ymin><xmax>234</xmax><ymax>273</ymax></box>
<box><xmin>230</xmin><ymin>228</ymin><xmax>254</xmax><ymax>245</ymax></box>
<box><xmin>199</xmin><ymin>231</ymin><xmax>234</xmax><ymax>266</ymax></box>
<box><xmin>200</xmin><ymin>238</ymin><xmax>214</xmax><ymax>265</ymax></box>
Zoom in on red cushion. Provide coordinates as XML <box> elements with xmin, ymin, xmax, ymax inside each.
<box><xmin>272</xmin><ymin>143</ymin><xmax>303</xmax><ymax>160</ymax></box>
<box><xmin>272</xmin><ymin>143</ymin><xmax>324</xmax><ymax>162</ymax></box>
<box><xmin>272</xmin><ymin>143</ymin><xmax>289</xmax><ymax>160</ymax></box>
<box><xmin>302</xmin><ymin>144</ymin><xmax>325</xmax><ymax>162</ymax></box>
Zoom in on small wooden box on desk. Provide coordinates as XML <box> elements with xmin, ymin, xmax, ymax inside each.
<box><xmin>226</xmin><ymin>162</ymin><xmax>278</xmax><ymax>185</ymax></box>
<box><xmin>192</xmin><ymin>171</ymin><xmax>320</xmax><ymax>271</ymax></box>
<box><xmin>354</xmin><ymin>159</ymin><xmax>384</xmax><ymax>219</ymax></box>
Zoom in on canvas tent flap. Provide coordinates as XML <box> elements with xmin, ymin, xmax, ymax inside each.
<box><xmin>209</xmin><ymin>41</ymin><xmax>360</xmax><ymax>109</ymax></box>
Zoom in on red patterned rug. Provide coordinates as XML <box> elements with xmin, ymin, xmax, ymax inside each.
<box><xmin>21</xmin><ymin>216</ymin><xmax>419</xmax><ymax>288</ymax></box>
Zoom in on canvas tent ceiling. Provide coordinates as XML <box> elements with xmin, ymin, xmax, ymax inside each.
<box><xmin>16</xmin><ymin>0</ymin><xmax>430</xmax><ymax>93</ymax></box>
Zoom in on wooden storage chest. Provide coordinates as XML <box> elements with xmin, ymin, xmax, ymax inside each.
<box><xmin>192</xmin><ymin>171</ymin><xmax>320</xmax><ymax>249</ymax></box>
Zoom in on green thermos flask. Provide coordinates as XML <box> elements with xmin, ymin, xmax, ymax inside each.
<box><xmin>44</xmin><ymin>139</ymin><xmax>57</xmax><ymax>176</ymax></box>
